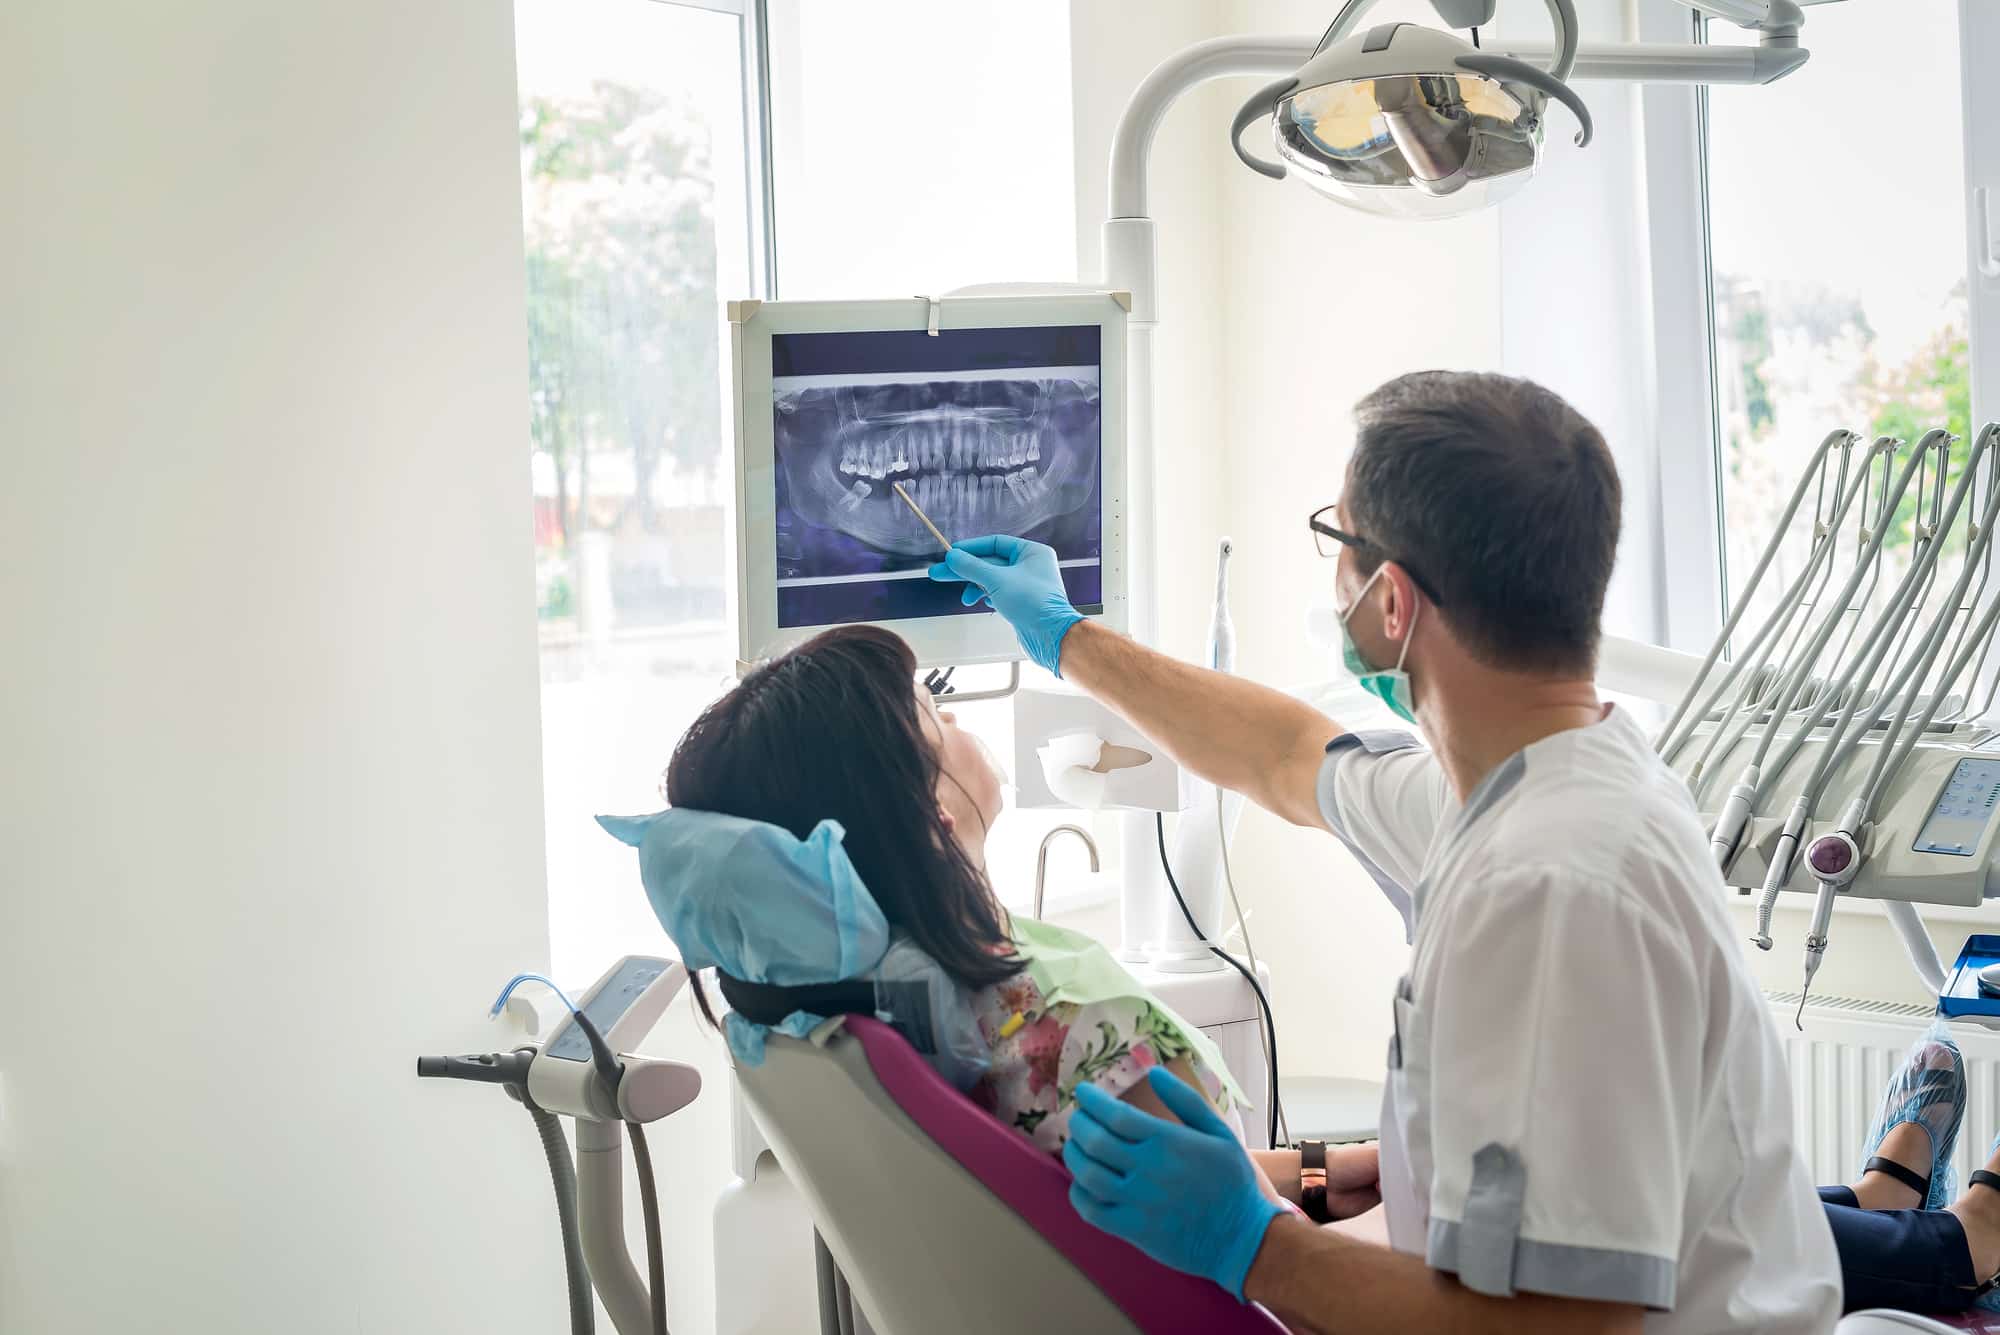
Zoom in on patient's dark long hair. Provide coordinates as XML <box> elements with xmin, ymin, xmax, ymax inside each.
<box><xmin>664</xmin><ymin>624</ymin><xmax>1019</xmax><ymax>1032</ymax></box>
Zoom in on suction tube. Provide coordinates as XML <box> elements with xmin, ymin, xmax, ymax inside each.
<box><xmin>1705</xmin><ymin>438</ymin><xmax>1925</xmax><ymax>866</ymax></box>
<box><xmin>1668</xmin><ymin>436</ymin><xmax>1872</xmax><ymax>774</ymax></box>
<box><xmin>529</xmin><ymin>1105</ymin><xmax>596</xmax><ymax>1335</ymax></box>
<box><xmin>1885</xmin><ymin>900</ymin><xmax>1950</xmax><ymax>996</ymax></box>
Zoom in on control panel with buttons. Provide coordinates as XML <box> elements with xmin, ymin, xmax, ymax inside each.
<box><xmin>1915</xmin><ymin>758</ymin><xmax>2000</xmax><ymax>858</ymax></box>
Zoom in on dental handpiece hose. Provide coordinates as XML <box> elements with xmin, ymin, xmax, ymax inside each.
<box><xmin>1791</xmin><ymin>436</ymin><xmax>1982</xmax><ymax>1017</ymax></box>
<box><xmin>1683</xmin><ymin>439</ymin><xmax>1887</xmax><ymax>852</ymax></box>
<box><xmin>1656</xmin><ymin>429</ymin><xmax>1857</xmax><ymax>752</ymax></box>
<box><xmin>1665</xmin><ymin>436</ymin><xmax>1865</xmax><ymax>767</ymax></box>
<box><xmin>1709</xmin><ymin>438</ymin><xmax>1924</xmax><ymax>868</ymax></box>
<box><xmin>1752</xmin><ymin>431</ymin><xmax>1990</xmax><ymax>947</ymax></box>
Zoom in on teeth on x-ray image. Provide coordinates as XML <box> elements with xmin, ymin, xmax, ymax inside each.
<box><xmin>775</xmin><ymin>375</ymin><xmax>1101</xmax><ymax>558</ymax></box>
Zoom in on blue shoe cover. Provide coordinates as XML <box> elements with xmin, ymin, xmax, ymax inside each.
<box><xmin>1858</xmin><ymin>1025</ymin><xmax>1965</xmax><ymax>1212</ymax></box>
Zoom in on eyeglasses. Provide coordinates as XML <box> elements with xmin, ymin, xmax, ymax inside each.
<box><xmin>1308</xmin><ymin>504</ymin><xmax>1445</xmax><ymax>607</ymax></box>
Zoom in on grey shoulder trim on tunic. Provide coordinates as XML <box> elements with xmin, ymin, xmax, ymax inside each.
<box><xmin>1444</xmin><ymin>748</ymin><xmax>1526</xmax><ymax>844</ymax></box>
<box><xmin>1325</xmin><ymin>729</ymin><xmax>1424</xmax><ymax>758</ymax></box>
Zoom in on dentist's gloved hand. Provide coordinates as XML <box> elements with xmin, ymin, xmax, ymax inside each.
<box><xmin>1062</xmin><ymin>1068</ymin><xmax>1286</xmax><ymax>1300</ymax></box>
<box><xmin>926</xmin><ymin>534</ymin><xmax>1083</xmax><ymax>677</ymax></box>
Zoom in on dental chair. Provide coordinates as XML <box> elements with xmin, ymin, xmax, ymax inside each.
<box><xmin>742</xmin><ymin>1015</ymin><xmax>2000</xmax><ymax>1335</ymax></box>
<box><xmin>737</xmin><ymin>1012</ymin><xmax>1289</xmax><ymax>1334</ymax></box>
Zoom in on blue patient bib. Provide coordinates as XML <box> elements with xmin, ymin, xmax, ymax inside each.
<box><xmin>598</xmin><ymin>807</ymin><xmax>989</xmax><ymax>1088</ymax></box>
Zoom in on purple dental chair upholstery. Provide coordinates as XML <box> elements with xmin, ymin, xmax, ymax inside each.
<box><xmin>736</xmin><ymin>1014</ymin><xmax>1291</xmax><ymax>1334</ymax></box>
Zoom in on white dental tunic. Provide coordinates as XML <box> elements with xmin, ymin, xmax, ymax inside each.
<box><xmin>1318</xmin><ymin>706</ymin><xmax>1840</xmax><ymax>1333</ymax></box>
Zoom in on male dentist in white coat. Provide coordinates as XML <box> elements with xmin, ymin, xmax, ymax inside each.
<box><xmin>929</xmin><ymin>371</ymin><xmax>1841</xmax><ymax>1333</ymax></box>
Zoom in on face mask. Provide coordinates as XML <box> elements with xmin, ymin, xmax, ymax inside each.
<box><xmin>1337</xmin><ymin>565</ymin><xmax>1420</xmax><ymax>723</ymax></box>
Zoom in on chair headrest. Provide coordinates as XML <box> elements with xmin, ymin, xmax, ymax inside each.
<box><xmin>598</xmin><ymin>807</ymin><xmax>988</xmax><ymax>1087</ymax></box>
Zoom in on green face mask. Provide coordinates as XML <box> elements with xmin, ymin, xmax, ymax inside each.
<box><xmin>1337</xmin><ymin>564</ymin><xmax>1419</xmax><ymax>723</ymax></box>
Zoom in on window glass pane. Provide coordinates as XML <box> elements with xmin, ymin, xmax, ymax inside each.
<box><xmin>1706</xmin><ymin>7</ymin><xmax>1972</xmax><ymax>637</ymax></box>
<box><xmin>769</xmin><ymin>0</ymin><xmax>1075</xmax><ymax>298</ymax></box>
<box><xmin>515</xmin><ymin>0</ymin><xmax>754</xmax><ymax>981</ymax></box>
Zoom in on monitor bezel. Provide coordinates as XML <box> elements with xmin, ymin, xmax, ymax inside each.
<box><xmin>729</xmin><ymin>293</ymin><xmax>1129</xmax><ymax>671</ymax></box>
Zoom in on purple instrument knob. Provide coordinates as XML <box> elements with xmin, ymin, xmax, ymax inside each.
<box><xmin>1807</xmin><ymin>832</ymin><xmax>1858</xmax><ymax>884</ymax></box>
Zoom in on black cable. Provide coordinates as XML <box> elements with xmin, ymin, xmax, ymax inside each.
<box><xmin>1156</xmin><ymin>812</ymin><xmax>1284</xmax><ymax>1147</ymax></box>
<box><xmin>569</xmin><ymin>1012</ymin><xmax>665</xmax><ymax>1335</ymax></box>
<box><xmin>527</xmin><ymin>1104</ymin><xmax>596</xmax><ymax>1335</ymax></box>
<box><xmin>572</xmin><ymin>1010</ymin><xmax>624</xmax><ymax>1091</ymax></box>
<box><xmin>626</xmin><ymin>1121</ymin><xmax>669</xmax><ymax>1335</ymax></box>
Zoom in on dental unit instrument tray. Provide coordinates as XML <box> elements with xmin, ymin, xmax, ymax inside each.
<box><xmin>1937</xmin><ymin>936</ymin><xmax>2000</xmax><ymax>1021</ymax></box>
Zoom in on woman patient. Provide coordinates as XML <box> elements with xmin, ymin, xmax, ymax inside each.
<box><xmin>657</xmin><ymin>623</ymin><xmax>1377</xmax><ymax>1219</ymax></box>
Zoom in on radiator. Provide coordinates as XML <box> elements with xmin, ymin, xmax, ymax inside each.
<box><xmin>1771</xmin><ymin>990</ymin><xmax>2000</xmax><ymax>1187</ymax></box>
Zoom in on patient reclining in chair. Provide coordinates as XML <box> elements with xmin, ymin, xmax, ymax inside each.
<box><xmin>607</xmin><ymin>624</ymin><xmax>1379</xmax><ymax>1225</ymax></box>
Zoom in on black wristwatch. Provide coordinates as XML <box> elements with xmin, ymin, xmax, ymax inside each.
<box><xmin>1299</xmin><ymin>1139</ymin><xmax>1331</xmax><ymax>1223</ymax></box>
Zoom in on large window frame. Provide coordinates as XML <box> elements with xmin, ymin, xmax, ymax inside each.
<box><xmin>1641</xmin><ymin>0</ymin><xmax>2000</xmax><ymax>921</ymax></box>
<box><xmin>1648</xmin><ymin>0</ymin><xmax>2000</xmax><ymax>651</ymax></box>
<box><xmin>686</xmin><ymin>0</ymin><xmax>778</xmax><ymax>302</ymax></box>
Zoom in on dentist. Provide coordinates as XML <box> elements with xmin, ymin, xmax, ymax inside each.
<box><xmin>929</xmin><ymin>371</ymin><xmax>1841</xmax><ymax>1334</ymax></box>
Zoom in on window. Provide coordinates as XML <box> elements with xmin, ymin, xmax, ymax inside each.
<box><xmin>1703</xmin><ymin>5</ymin><xmax>1978</xmax><ymax>634</ymax></box>
<box><xmin>514</xmin><ymin>0</ymin><xmax>766</xmax><ymax>981</ymax></box>
<box><xmin>518</xmin><ymin>1</ymin><xmax>1091</xmax><ymax>975</ymax></box>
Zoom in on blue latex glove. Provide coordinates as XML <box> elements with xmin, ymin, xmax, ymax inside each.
<box><xmin>1062</xmin><ymin>1068</ymin><xmax>1286</xmax><ymax>1300</ymax></box>
<box><xmin>926</xmin><ymin>534</ymin><xmax>1084</xmax><ymax>677</ymax></box>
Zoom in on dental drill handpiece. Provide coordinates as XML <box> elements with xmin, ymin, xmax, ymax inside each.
<box><xmin>1796</xmin><ymin>812</ymin><xmax>1863</xmax><ymax>1028</ymax></box>
<box><xmin>1210</xmin><ymin>539</ymin><xmax>1236</xmax><ymax>674</ymax></box>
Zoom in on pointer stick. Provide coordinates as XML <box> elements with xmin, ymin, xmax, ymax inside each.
<box><xmin>892</xmin><ymin>481</ymin><xmax>952</xmax><ymax>553</ymax></box>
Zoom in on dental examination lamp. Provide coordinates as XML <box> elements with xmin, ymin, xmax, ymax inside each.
<box><xmin>1230</xmin><ymin>0</ymin><xmax>1594</xmax><ymax>220</ymax></box>
<box><xmin>1097</xmin><ymin>0</ymin><xmax>1810</xmax><ymax>968</ymax></box>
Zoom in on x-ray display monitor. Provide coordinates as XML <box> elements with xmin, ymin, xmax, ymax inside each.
<box><xmin>731</xmin><ymin>293</ymin><xmax>1127</xmax><ymax>669</ymax></box>
<box><xmin>772</xmin><ymin>325</ymin><xmax>1103</xmax><ymax>627</ymax></box>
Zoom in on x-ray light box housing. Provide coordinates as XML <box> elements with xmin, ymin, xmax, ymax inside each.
<box><xmin>729</xmin><ymin>293</ymin><xmax>1129</xmax><ymax>669</ymax></box>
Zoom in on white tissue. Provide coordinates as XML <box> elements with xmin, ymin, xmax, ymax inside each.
<box><xmin>1038</xmin><ymin>730</ymin><xmax>1110</xmax><ymax>809</ymax></box>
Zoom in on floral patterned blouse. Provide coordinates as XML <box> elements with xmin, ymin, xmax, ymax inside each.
<box><xmin>967</xmin><ymin>969</ymin><xmax>1245</xmax><ymax>1156</ymax></box>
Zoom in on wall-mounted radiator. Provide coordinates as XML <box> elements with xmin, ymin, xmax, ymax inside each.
<box><xmin>1773</xmin><ymin>990</ymin><xmax>2000</xmax><ymax>1187</ymax></box>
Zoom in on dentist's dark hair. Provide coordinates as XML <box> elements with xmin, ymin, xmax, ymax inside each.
<box><xmin>1346</xmin><ymin>370</ymin><xmax>1621</xmax><ymax>676</ymax></box>
<box><xmin>663</xmin><ymin>624</ymin><xmax>1019</xmax><ymax>1033</ymax></box>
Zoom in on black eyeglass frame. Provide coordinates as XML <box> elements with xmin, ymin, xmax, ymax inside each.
<box><xmin>1308</xmin><ymin>505</ymin><xmax>1446</xmax><ymax>607</ymax></box>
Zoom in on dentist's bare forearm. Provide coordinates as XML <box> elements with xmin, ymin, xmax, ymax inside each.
<box><xmin>1056</xmin><ymin>621</ymin><xmax>1339</xmax><ymax>828</ymax></box>
<box><xmin>1246</xmin><ymin>1218</ymin><xmax>1644</xmax><ymax>1335</ymax></box>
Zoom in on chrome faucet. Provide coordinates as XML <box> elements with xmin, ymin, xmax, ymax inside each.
<box><xmin>1033</xmin><ymin>824</ymin><xmax>1100</xmax><ymax>919</ymax></box>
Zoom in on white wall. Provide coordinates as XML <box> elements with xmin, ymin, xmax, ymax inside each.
<box><xmin>0</xmin><ymin>4</ymin><xmax>561</xmax><ymax>1332</ymax></box>
<box><xmin>1071</xmin><ymin>0</ymin><xmax>1238</xmax><ymax>668</ymax></box>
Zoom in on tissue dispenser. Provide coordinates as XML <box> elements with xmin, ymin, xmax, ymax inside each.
<box><xmin>1013</xmin><ymin>685</ymin><xmax>1184</xmax><ymax>812</ymax></box>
